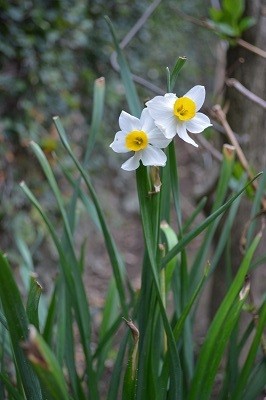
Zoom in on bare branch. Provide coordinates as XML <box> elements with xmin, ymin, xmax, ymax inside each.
<box><xmin>237</xmin><ymin>38</ymin><xmax>266</xmax><ymax>59</ymax></box>
<box><xmin>110</xmin><ymin>0</ymin><xmax>164</xmax><ymax>95</ymax></box>
<box><xmin>226</xmin><ymin>78</ymin><xmax>266</xmax><ymax>109</ymax></box>
<box><xmin>196</xmin><ymin>135</ymin><xmax>223</xmax><ymax>162</ymax></box>
<box><xmin>212</xmin><ymin>104</ymin><xmax>266</xmax><ymax>209</ymax></box>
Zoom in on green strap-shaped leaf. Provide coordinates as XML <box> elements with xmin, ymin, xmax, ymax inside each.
<box><xmin>53</xmin><ymin>116</ymin><xmax>128</xmax><ymax>317</ymax></box>
<box><xmin>0</xmin><ymin>373</ymin><xmax>24</xmax><ymax>400</ymax></box>
<box><xmin>231</xmin><ymin>301</ymin><xmax>266</xmax><ymax>399</ymax></box>
<box><xmin>242</xmin><ymin>360</ymin><xmax>266</xmax><ymax>400</ymax></box>
<box><xmin>0</xmin><ymin>252</ymin><xmax>42</xmax><ymax>399</ymax></box>
<box><xmin>20</xmin><ymin>183</ymin><xmax>99</xmax><ymax>399</ymax></box>
<box><xmin>107</xmin><ymin>332</ymin><xmax>130</xmax><ymax>400</ymax></box>
<box><xmin>169</xmin><ymin>56</ymin><xmax>187</xmax><ymax>92</ymax></box>
<box><xmin>24</xmin><ymin>326</ymin><xmax>70</xmax><ymax>400</ymax></box>
<box><xmin>188</xmin><ymin>233</ymin><xmax>261</xmax><ymax>399</ymax></box>
<box><xmin>0</xmin><ymin>311</ymin><xmax>8</xmax><ymax>330</ymax></box>
<box><xmin>160</xmin><ymin>221</ymin><xmax>179</xmax><ymax>291</ymax></box>
<box><xmin>189</xmin><ymin>144</ymin><xmax>236</xmax><ymax>293</ymax></box>
<box><xmin>26</xmin><ymin>274</ymin><xmax>42</xmax><ymax>331</ymax></box>
<box><xmin>67</xmin><ymin>77</ymin><xmax>105</xmax><ymax>233</ymax></box>
<box><xmin>105</xmin><ymin>17</ymin><xmax>142</xmax><ymax>118</ymax></box>
<box><xmin>122</xmin><ymin>320</ymin><xmax>139</xmax><ymax>400</ymax></box>
<box><xmin>84</xmin><ymin>77</ymin><xmax>105</xmax><ymax>165</ymax></box>
<box><xmin>161</xmin><ymin>173</ymin><xmax>262</xmax><ymax>268</ymax></box>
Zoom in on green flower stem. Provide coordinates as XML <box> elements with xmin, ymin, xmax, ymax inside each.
<box><xmin>136</xmin><ymin>165</ymin><xmax>182</xmax><ymax>397</ymax></box>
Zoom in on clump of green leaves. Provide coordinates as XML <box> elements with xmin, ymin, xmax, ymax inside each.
<box><xmin>209</xmin><ymin>0</ymin><xmax>255</xmax><ymax>41</ymax></box>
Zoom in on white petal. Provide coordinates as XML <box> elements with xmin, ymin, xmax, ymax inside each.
<box><xmin>119</xmin><ymin>111</ymin><xmax>141</xmax><ymax>132</ymax></box>
<box><xmin>148</xmin><ymin>128</ymin><xmax>172</xmax><ymax>148</ymax></box>
<box><xmin>121</xmin><ymin>153</ymin><xmax>141</xmax><ymax>171</ymax></box>
<box><xmin>140</xmin><ymin>108</ymin><xmax>156</xmax><ymax>133</ymax></box>
<box><xmin>110</xmin><ymin>131</ymin><xmax>129</xmax><ymax>153</ymax></box>
<box><xmin>146</xmin><ymin>94</ymin><xmax>176</xmax><ymax>119</ymax></box>
<box><xmin>155</xmin><ymin>116</ymin><xmax>177</xmax><ymax>139</ymax></box>
<box><xmin>141</xmin><ymin>146</ymin><xmax>167</xmax><ymax>166</ymax></box>
<box><xmin>176</xmin><ymin>122</ymin><xmax>198</xmax><ymax>147</ymax></box>
<box><xmin>184</xmin><ymin>85</ymin><xmax>205</xmax><ymax>111</ymax></box>
<box><xmin>186</xmin><ymin>113</ymin><xmax>212</xmax><ymax>133</ymax></box>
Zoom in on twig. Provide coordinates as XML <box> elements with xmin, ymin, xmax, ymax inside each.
<box><xmin>110</xmin><ymin>0</ymin><xmax>164</xmax><ymax>95</ymax></box>
<box><xmin>119</xmin><ymin>0</ymin><xmax>162</xmax><ymax>49</ymax></box>
<box><xmin>172</xmin><ymin>7</ymin><xmax>266</xmax><ymax>59</ymax></box>
<box><xmin>237</xmin><ymin>38</ymin><xmax>266</xmax><ymax>59</ymax></box>
<box><xmin>226</xmin><ymin>78</ymin><xmax>266</xmax><ymax>109</ymax></box>
<box><xmin>212</xmin><ymin>104</ymin><xmax>266</xmax><ymax>209</ymax></box>
<box><xmin>196</xmin><ymin>135</ymin><xmax>223</xmax><ymax>162</ymax></box>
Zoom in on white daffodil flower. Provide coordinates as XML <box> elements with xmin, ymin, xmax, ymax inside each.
<box><xmin>110</xmin><ymin>108</ymin><xmax>171</xmax><ymax>171</ymax></box>
<box><xmin>146</xmin><ymin>85</ymin><xmax>212</xmax><ymax>147</ymax></box>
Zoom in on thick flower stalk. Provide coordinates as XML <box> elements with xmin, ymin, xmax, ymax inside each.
<box><xmin>146</xmin><ymin>85</ymin><xmax>212</xmax><ymax>147</ymax></box>
<box><xmin>110</xmin><ymin>108</ymin><xmax>171</xmax><ymax>171</ymax></box>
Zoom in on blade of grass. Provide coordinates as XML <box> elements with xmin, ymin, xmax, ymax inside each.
<box><xmin>158</xmin><ymin>265</ymin><xmax>209</xmax><ymax>398</ymax></box>
<box><xmin>105</xmin><ymin>17</ymin><xmax>141</xmax><ymax>117</ymax></box>
<box><xmin>30</xmin><ymin>141</ymin><xmax>77</xmax><ymax>264</ymax></box>
<box><xmin>122</xmin><ymin>320</ymin><xmax>139</xmax><ymax>400</ymax></box>
<box><xmin>42</xmin><ymin>283</ymin><xmax>57</xmax><ymax>344</ymax></box>
<box><xmin>168</xmin><ymin>141</ymin><xmax>182</xmax><ymax>229</ymax></box>
<box><xmin>246</xmin><ymin>169</ymin><xmax>266</xmax><ymax>247</ymax></box>
<box><xmin>0</xmin><ymin>252</ymin><xmax>42</xmax><ymax>399</ymax></box>
<box><xmin>84</xmin><ymin>77</ymin><xmax>105</xmax><ymax>165</ymax></box>
<box><xmin>107</xmin><ymin>331</ymin><xmax>130</xmax><ymax>400</ymax></box>
<box><xmin>64</xmin><ymin>295</ymin><xmax>86</xmax><ymax>400</ymax></box>
<box><xmin>0</xmin><ymin>373</ymin><xmax>24</xmax><ymax>400</ymax></box>
<box><xmin>26</xmin><ymin>274</ymin><xmax>42</xmax><ymax>331</ymax></box>
<box><xmin>60</xmin><ymin>162</ymin><xmax>101</xmax><ymax>231</ymax></box>
<box><xmin>189</xmin><ymin>145</ymin><xmax>236</xmax><ymax>293</ymax></box>
<box><xmin>23</xmin><ymin>326</ymin><xmax>70</xmax><ymax>400</ymax></box>
<box><xmin>182</xmin><ymin>196</ymin><xmax>207</xmax><ymax>234</ymax></box>
<box><xmin>210</xmin><ymin>191</ymin><xmax>242</xmax><ymax>273</ymax></box>
<box><xmin>160</xmin><ymin>173</ymin><xmax>262</xmax><ymax>268</ymax></box>
<box><xmin>197</xmin><ymin>299</ymin><xmax>246</xmax><ymax>400</ymax></box>
<box><xmin>56</xmin><ymin>280</ymin><xmax>67</xmax><ymax>366</ymax></box>
<box><xmin>96</xmin><ymin>278</ymin><xmax>120</xmax><ymax>377</ymax></box>
<box><xmin>160</xmin><ymin>221</ymin><xmax>179</xmax><ymax>291</ymax></box>
<box><xmin>242</xmin><ymin>360</ymin><xmax>266</xmax><ymax>400</ymax></box>
<box><xmin>188</xmin><ymin>233</ymin><xmax>261</xmax><ymax>400</ymax></box>
<box><xmin>231</xmin><ymin>301</ymin><xmax>266</xmax><ymax>399</ymax></box>
<box><xmin>136</xmin><ymin>287</ymin><xmax>158</xmax><ymax>400</ymax></box>
<box><xmin>173</xmin><ymin>264</ymin><xmax>209</xmax><ymax>341</ymax></box>
<box><xmin>0</xmin><ymin>312</ymin><xmax>7</xmax><ymax>330</ymax></box>
<box><xmin>53</xmin><ymin>116</ymin><xmax>128</xmax><ymax>317</ymax></box>
<box><xmin>169</xmin><ymin>56</ymin><xmax>187</xmax><ymax>91</ymax></box>
<box><xmin>93</xmin><ymin>314</ymin><xmax>123</xmax><ymax>361</ymax></box>
<box><xmin>66</xmin><ymin>77</ymin><xmax>105</xmax><ymax>233</ymax></box>
<box><xmin>20</xmin><ymin>182</ymin><xmax>99</xmax><ymax>399</ymax></box>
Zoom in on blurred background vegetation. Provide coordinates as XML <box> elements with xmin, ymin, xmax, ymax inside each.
<box><xmin>0</xmin><ymin>0</ymin><xmax>216</xmax><ymax>145</ymax></box>
<box><xmin>0</xmin><ymin>0</ymin><xmax>217</xmax><ymax>256</ymax></box>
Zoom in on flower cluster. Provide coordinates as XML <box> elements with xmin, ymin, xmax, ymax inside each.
<box><xmin>110</xmin><ymin>85</ymin><xmax>212</xmax><ymax>171</ymax></box>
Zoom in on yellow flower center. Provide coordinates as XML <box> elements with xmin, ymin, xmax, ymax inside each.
<box><xmin>125</xmin><ymin>130</ymin><xmax>148</xmax><ymax>151</ymax></box>
<box><xmin>173</xmin><ymin>97</ymin><xmax>196</xmax><ymax>121</ymax></box>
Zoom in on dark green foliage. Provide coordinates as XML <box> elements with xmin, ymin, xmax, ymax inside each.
<box><xmin>209</xmin><ymin>0</ymin><xmax>255</xmax><ymax>40</ymax></box>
